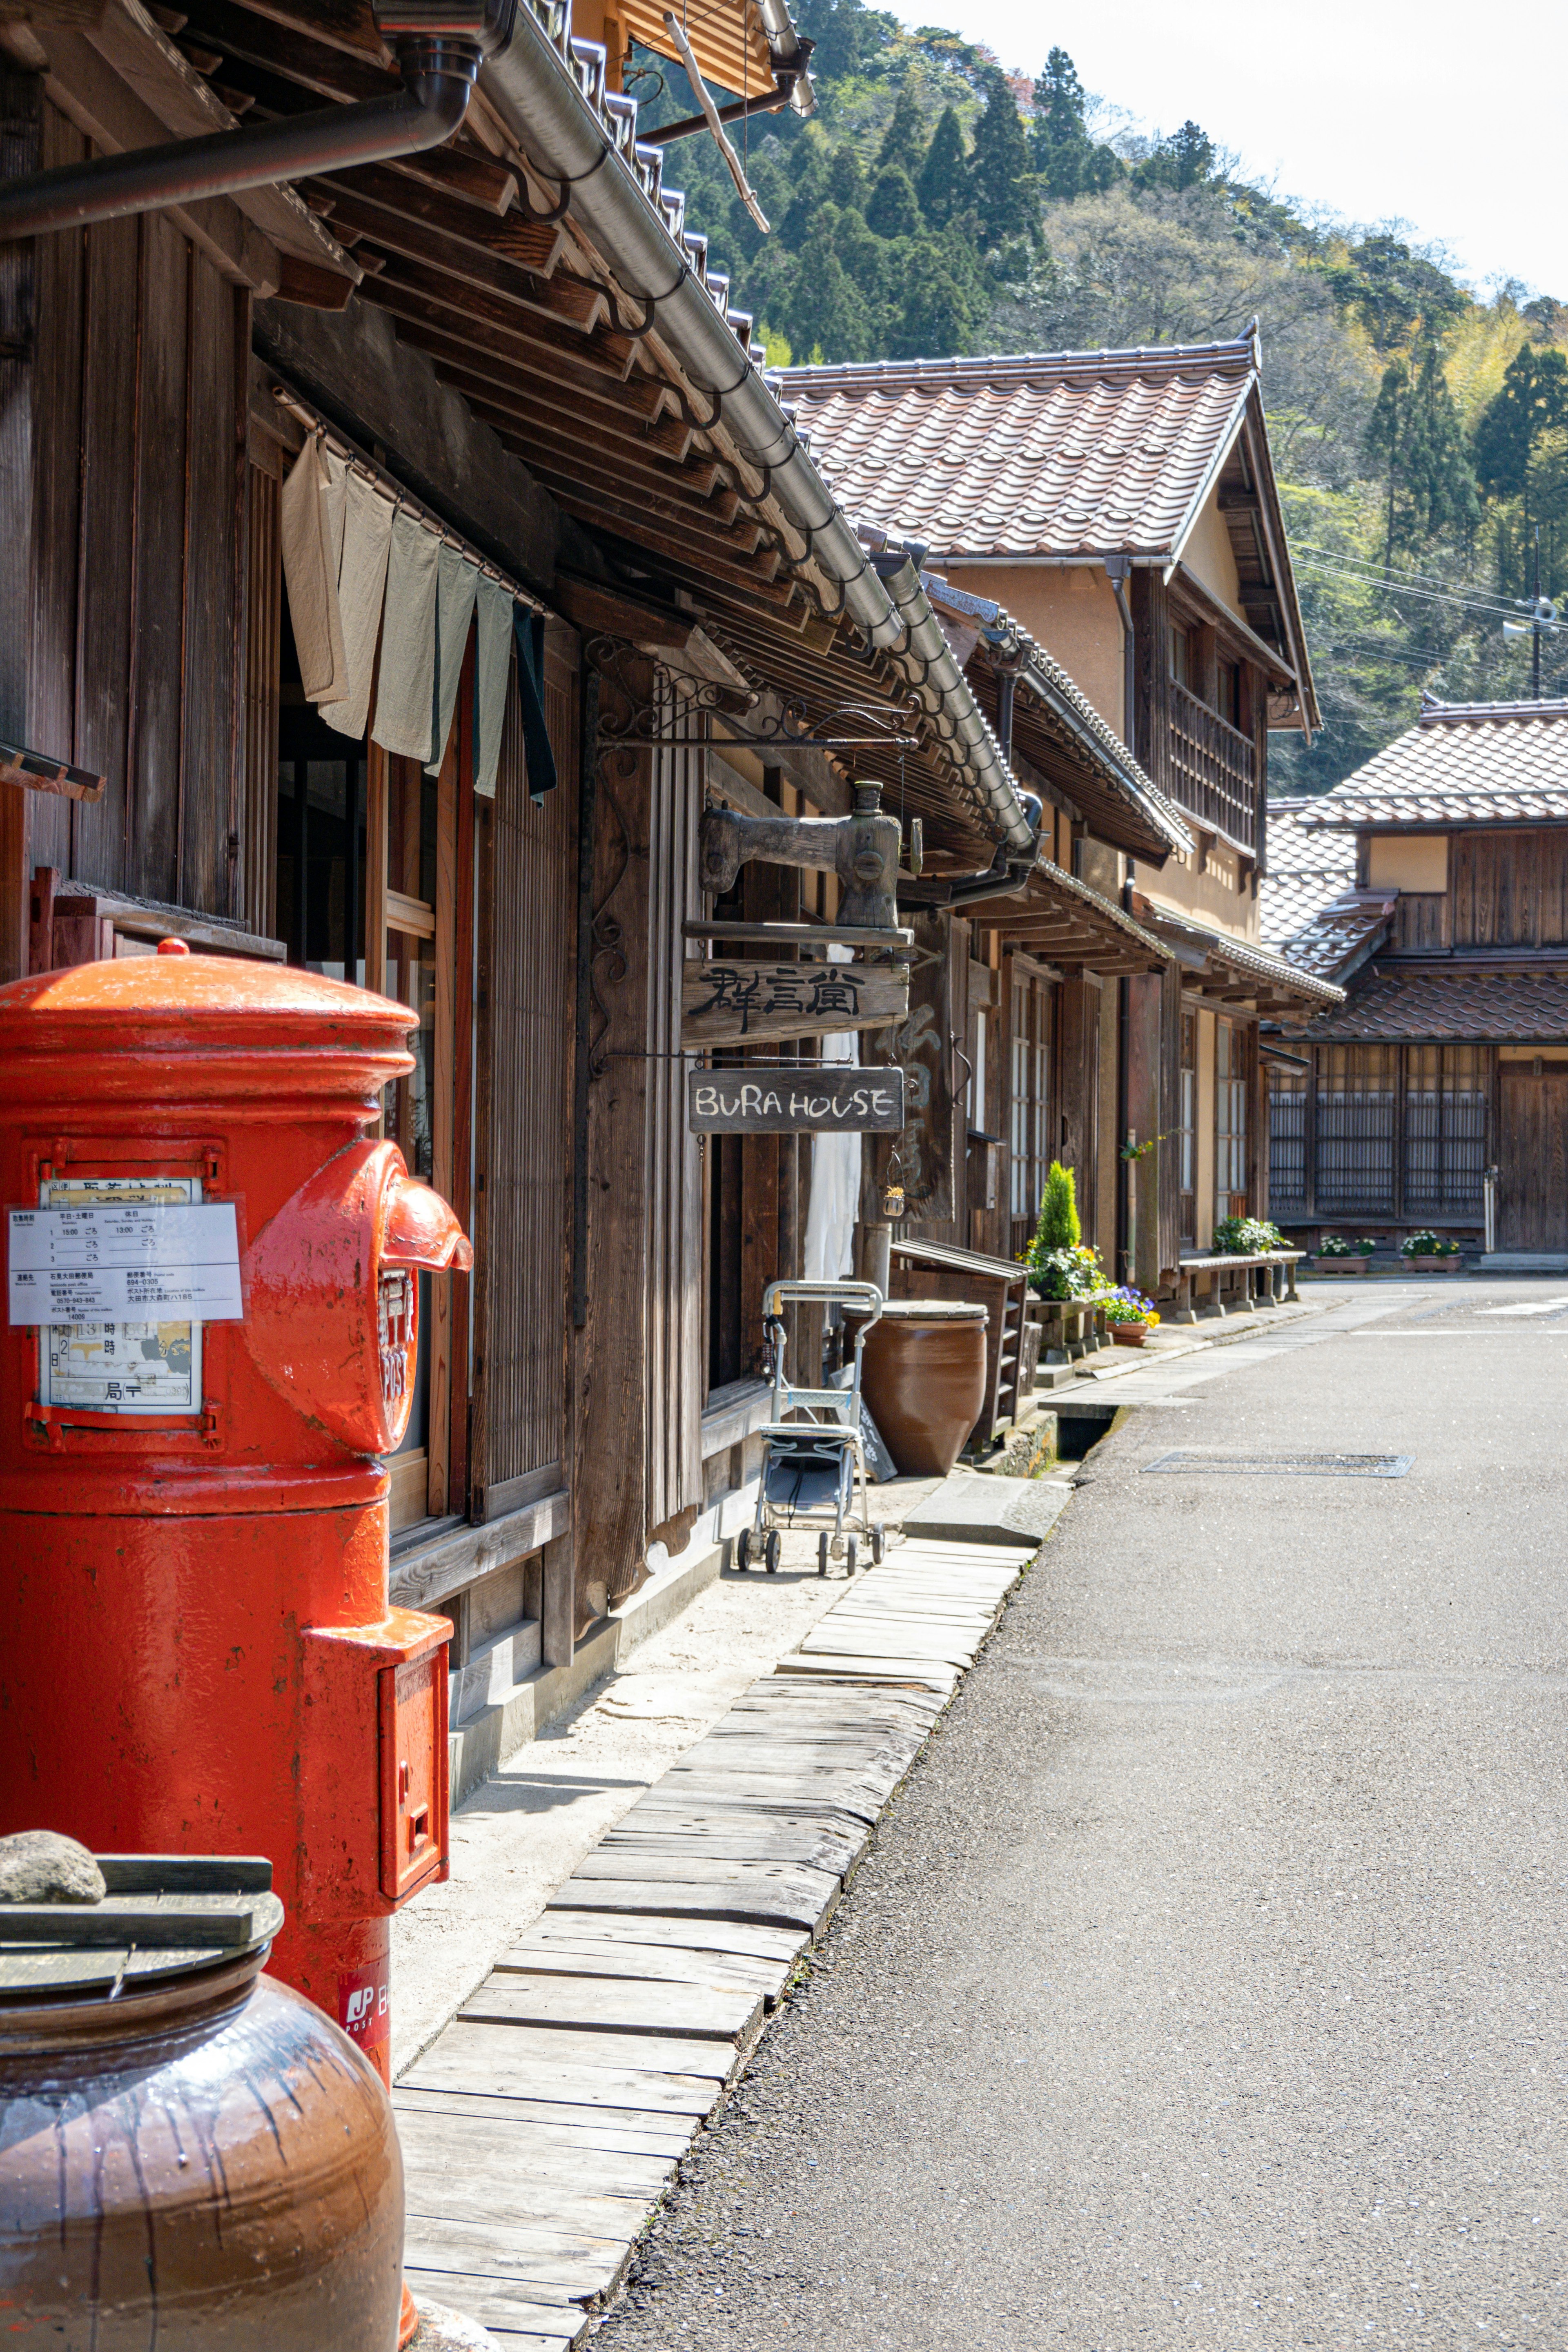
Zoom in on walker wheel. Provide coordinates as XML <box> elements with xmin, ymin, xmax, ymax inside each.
<box><xmin>764</xmin><ymin>1530</ymin><xmax>782</xmax><ymax>1575</ymax></box>
<box><xmin>737</xmin><ymin>1527</ymin><xmax>754</xmax><ymax>1572</ymax></box>
<box><xmin>871</xmin><ymin>1524</ymin><xmax>885</xmax><ymax>1564</ymax></box>
<box><xmin>844</xmin><ymin>1535</ymin><xmax>858</xmax><ymax>1577</ymax></box>
<box><xmin>817</xmin><ymin>1532</ymin><xmax>830</xmax><ymax>1577</ymax></box>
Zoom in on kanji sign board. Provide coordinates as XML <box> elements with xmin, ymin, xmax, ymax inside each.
<box><xmin>687</xmin><ymin>1068</ymin><xmax>906</xmax><ymax>1135</ymax></box>
<box><xmin>681</xmin><ymin>959</ymin><xmax>908</xmax><ymax>1047</ymax></box>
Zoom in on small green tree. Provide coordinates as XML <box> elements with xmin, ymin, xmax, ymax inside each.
<box><xmin>825</xmin><ymin>144</ymin><xmax>866</xmax><ymax>211</ymax></box>
<box><xmin>967</xmin><ymin>69</ymin><xmax>1035</xmax><ymax>249</ymax></box>
<box><xmin>918</xmin><ymin>105</ymin><xmax>968</xmax><ymax>229</ymax></box>
<box><xmin>875</xmin><ymin>76</ymin><xmax>928</xmax><ymax>181</ymax></box>
<box><xmin>866</xmin><ymin>165</ymin><xmax>921</xmax><ymax>241</ymax></box>
<box><xmin>1037</xmin><ymin>1161</ymin><xmax>1080</xmax><ymax>1252</ymax></box>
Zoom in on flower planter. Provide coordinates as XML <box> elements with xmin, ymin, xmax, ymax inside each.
<box><xmin>1321</xmin><ymin>1257</ymin><xmax>1371</xmax><ymax>1274</ymax></box>
<box><xmin>1109</xmin><ymin>1322</ymin><xmax>1148</xmax><ymax>1346</ymax></box>
<box><xmin>1405</xmin><ymin>1255</ymin><xmax>1463</xmax><ymax>1272</ymax></box>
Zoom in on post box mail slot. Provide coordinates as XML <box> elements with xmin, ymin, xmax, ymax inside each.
<box><xmin>379</xmin><ymin>1647</ymin><xmax>449</xmax><ymax>1904</ymax></box>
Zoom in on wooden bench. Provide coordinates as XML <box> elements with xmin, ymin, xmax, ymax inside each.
<box><xmin>1171</xmin><ymin>1251</ymin><xmax>1304</xmax><ymax>1323</ymax></box>
<box><xmin>1029</xmin><ymin>1294</ymin><xmax>1111</xmax><ymax>1366</ymax></box>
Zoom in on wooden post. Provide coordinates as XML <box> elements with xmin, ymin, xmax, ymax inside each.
<box><xmin>0</xmin><ymin>73</ymin><xmax>40</xmax><ymax>984</ymax></box>
<box><xmin>426</xmin><ymin>733</ymin><xmax>458</xmax><ymax>1521</ymax></box>
<box><xmin>541</xmin><ymin>1529</ymin><xmax>574</xmax><ymax>1670</ymax></box>
<box><xmin>572</xmin><ymin>646</ymin><xmax>654</xmax><ymax>1614</ymax></box>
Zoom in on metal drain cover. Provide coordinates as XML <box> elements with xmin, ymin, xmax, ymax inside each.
<box><xmin>1142</xmin><ymin>1451</ymin><xmax>1412</xmax><ymax>1478</ymax></box>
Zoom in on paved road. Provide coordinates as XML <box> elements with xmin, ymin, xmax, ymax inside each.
<box><xmin>596</xmin><ymin>1281</ymin><xmax>1568</xmax><ymax>2351</ymax></box>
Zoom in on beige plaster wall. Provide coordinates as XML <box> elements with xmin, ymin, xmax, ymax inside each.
<box><xmin>1181</xmin><ymin>492</ymin><xmax>1243</xmax><ymax>618</ymax></box>
<box><xmin>1131</xmin><ymin>840</ymin><xmax>1260</xmax><ymax>944</ymax></box>
<box><xmin>946</xmin><ymin>561</ymin><xmax>1125</xmax><ymax>739</ymax></box>
<box><xmin>1367</xmin><ymin>833</ymin><xmax>1448</xmax><ymax>892</ymax></box>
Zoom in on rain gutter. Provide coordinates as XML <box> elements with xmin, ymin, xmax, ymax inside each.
<box><xmin>0</xmin><ymin>3</ymin><xmax>504</xmax><ymax>243</ymax></box>
<box><xmin>478</xmin><ymin>7</ymin><xmax>1037</xmax><ymax>858</ymax></box>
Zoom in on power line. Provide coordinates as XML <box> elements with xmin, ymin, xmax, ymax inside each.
<box><xmin>1295</xmin><ymin>556</ymin><xmax>1522</xmax><ymax>624</ymax></box>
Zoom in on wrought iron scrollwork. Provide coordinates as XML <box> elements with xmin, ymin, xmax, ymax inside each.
<box><xmin>584</xmin><ymin>633</ymin><xmax>921</xmax><ymax>751</ymax></box>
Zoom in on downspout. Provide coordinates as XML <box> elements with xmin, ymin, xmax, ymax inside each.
<box><xmin>1105</xmin><ymin>554</ymin><xmax>1136</xmax><ymax>763</ymax></box>
<box><xmin>0</xmin><ymin>2</ymin><xmax>507</xmax><ymax>243</ymax></box>
<box><xmin>477</xmin><ymin>16</ymin><xmax>1037</xmax><ymax>860</ymax></box>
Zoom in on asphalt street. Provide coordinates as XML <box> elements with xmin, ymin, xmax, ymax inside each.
<box><xmin>595</xmin><ymin>1279</ymin><xmax>1568</xmax><ymax>2351</ymax></box>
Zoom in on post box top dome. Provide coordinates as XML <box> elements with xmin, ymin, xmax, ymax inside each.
<box><xmin>0</xmin><ymin>949</ymin><xmax>417</xmax><ymax>1114</ymax></box>
<box><xmin>0</xmin><ymin>948</ymin><xmax>418</xmax><ymax>1041</ymax></box>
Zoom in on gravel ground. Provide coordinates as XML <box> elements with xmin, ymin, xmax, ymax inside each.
<box><xmin>593</xmin><ymin>1281</ymin><xmax>1568</xmax><ymax>2352</ymax></box>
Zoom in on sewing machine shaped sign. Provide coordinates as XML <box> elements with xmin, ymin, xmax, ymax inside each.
<box><xmin>680</xmin><ymin>959</ymin><xmax>909</xmax><ymax>1048</ymax></box>
<box><xmin>688</xmin><ymin>1067</ymin><xmax>906</xmax><ymax>1135</ymax></box>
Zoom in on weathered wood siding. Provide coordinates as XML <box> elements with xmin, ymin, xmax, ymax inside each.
<box><xmin>644</xmin><ymin>684</ymin><xmax>705</xmax><ymax>1542</ymax></box>
<box><xmin>1452</xmin><ymin>829</ymin><xmax>1568</xmax><ymax>949</ymax></box>
<box><xmin>473</xmin><ymin>629</ymin><xmax>577</xmax><ymax>1520</ymax></box>
<box><xmin>24</xmin><ymin>98</ymin><xmax>250</xmax><ymax>920</ymax></box>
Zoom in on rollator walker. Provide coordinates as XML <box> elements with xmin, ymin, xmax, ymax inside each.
<box><xmin>736</xmin><ymin>1278</ymin><xmax>886</xmax><ymax>1579</ymax></box>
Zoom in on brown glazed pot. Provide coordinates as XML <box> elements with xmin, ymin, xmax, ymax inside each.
<box><xmin>847</xmin><ymin>1301</ymin><xmax>989</xmax><ymax>1477</ymax></box>
<box><xmin>0</xmin><ymin>1948</ymin><xmax>405</xmax><ymax>2347</ymax></box>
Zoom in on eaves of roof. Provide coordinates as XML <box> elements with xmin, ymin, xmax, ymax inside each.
<box><xmin>476</xmin><ymin>7</ymin><xmax>1040</xmax><ymax>858</ymax></box>
<box><xmin>1134</xmin><ymin>901</ymin><xmax>1347</xmax><ymax>1009</ymax></box>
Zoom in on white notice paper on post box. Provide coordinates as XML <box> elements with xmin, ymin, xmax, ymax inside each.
<box><xmin>8</xmin><ymin>1200</ymin><xmax>243</xmax><ymax>1325</ymax></box>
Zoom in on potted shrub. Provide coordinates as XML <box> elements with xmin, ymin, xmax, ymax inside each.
<box><xmin>1212</xmin><ymin>1215</ymin><xmax>1286</xmax><ymax>1256</ymax></box>
<box><xmin>1400</xmin><ymin>1230</ymin><xmax>1463</xmax><ymax>1271</ymax></box>
<box><xmin>1104</xmin><ymin>1287</ymin><xmax>1160</xmax><ymax>1346</ymax></box>
<box><xmin>1318</xmin><ymin>1234</ymin><xmax>1376</xmax><ymax>1275</ymax></box>
<box><xmin>1024</xmin><ymin>1163</ymin><xmax>1105</xmax><ymax>1303</ymax></box>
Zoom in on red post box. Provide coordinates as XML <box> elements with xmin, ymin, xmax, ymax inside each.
<box><xmin>0</xmin><ymin>943</ymin><xmax>472</xmax><ymax>2084</ymax></box>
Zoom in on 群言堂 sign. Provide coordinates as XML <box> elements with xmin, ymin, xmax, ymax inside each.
<box><xmin>681</xmin><ymin>959</ymin><xmax>908</xmax><ymax>1047</ymax></box>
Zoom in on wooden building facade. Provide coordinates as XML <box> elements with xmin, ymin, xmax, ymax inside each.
<box><xmin>3</xmin><ymin>0</ymin><xmax>1160</xmax><ymax>1801</ymax></box>
<box><xmin>1262</xmin><ymin>702</ymin><xmax>1568</xmax><ymax>1261</ymax></box>
<box><xmin>780</xmin><ymin>343</ymin><xmax>1343</xmax><ymax>1300</ymax></box>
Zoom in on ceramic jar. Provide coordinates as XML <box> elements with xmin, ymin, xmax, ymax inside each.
<box><xmin>0</xmin><ymin>1946</ymin><xmax>405</xmax><ymax>2347</ymax></box>
<box><xmin>848</xmin><ymin>1299</ymin><xmax>989</xmax><ymax>1476</ymax></box>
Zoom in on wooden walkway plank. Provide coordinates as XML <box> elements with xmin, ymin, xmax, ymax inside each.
<box><xmin>527</xmin><ymin>1909</ymin><xmax>807</xmax><ymax>1964</ymax></box>
<box><xmin>398</xmin><ymin>1533</ymin><xmax>1042</xmax><ymax>2348</ymax></box>
<box><xmin>394</xmin><ymin>2086</ymin><xmax>692</xmax><ymax>2155</ymax></box>
<box><xmin>402</xmin><ymin>2023</ymin><xmax>725</xmax><ymax>2114</ymax></box>
<box><xmin>404</xmin><ymin>2269</ymin><xmax>589</xmax><ymax>2348</ymax></box>
<box><xmin>458</xmin><ymin>1970</ymin><xmax>764</xmax><ymax>2044</ymax></box>
<box><xmin>547</xmin><ymin>1867</ymin><xmax>839</xmax><ymax>1935</ymax></box>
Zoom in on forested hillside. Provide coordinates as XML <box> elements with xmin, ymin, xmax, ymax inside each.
<box><xmin>633</xmin><ymin>0</ymin><xmax>1568</xmax><ymax>791</ymax></box>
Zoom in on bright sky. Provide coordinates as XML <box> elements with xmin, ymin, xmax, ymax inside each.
<box><xmin>917</xmin><ymin>0</ymin><xmax>1568</xmax><ymax>298</ymax></box>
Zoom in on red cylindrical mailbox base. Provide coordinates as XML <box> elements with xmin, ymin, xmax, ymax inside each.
<box><xmin>0</xmin><ymin>953</ymin><xmax>472</xmax><ymax>2088</ymax></box>
<box><xmin>0</xmin><ymin>1501</ymin><xmax>447</xmax><ymax>2079</ymax></box>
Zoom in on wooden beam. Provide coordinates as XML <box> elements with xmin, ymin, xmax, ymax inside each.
<box><xmin>391</xmin><ymin>317</ymin><xmax>693</xmax><ymax>462</ymax></box>
<box><xmin>363</xmin><ymin>252</ymin><xmax>635</xmax><ymax>380</ymax></box>
<box><xmin>554</xmin><ymin>574</ymin><xmax>693</xmax><ymax>653</ymax></box>
<box><xmin>313</xmin><ymin>163</ymin><xmax>552</xmax><ymax>261</ymax></box>
<box><xmin>329</xmin><ymin>196</ymin><xmax>607</xmax><ymax>331</ymax></box>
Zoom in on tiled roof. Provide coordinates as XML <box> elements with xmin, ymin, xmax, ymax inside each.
<box><xmin>1287</xmin><ymin>965</ymin><xmax>1568</xmax><ymax>1042</ymax></box>
<box><xmin>773</xmin><ymin>341</ymin><xmax>1256</xmax><ymax>561</ymax></box>
<box><xmin>1295</xmin><ymin>699</ymin><xmax>1568</xmax><ymax>828</ymax></box>
<box><xmin>1133</xmin><ymin>900</ymin><xmax>1345</xmax><ymax>1007</ymax></box>
<box><xmin>1260</xmin><ymin>798</ymin><xmax>1359</xmax><ymax>947</ymax></box>
<box><xmin>1278</xmin><ymin>898</ymin><xmax>1394</xmax><ymax>980</ymax></box>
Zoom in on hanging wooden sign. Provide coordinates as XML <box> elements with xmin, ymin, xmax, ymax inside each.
<box><xmin>680</xmin><ymin>959</ymin><xmax>908</xmax><ymax>1047</ymax></box>
<box><xmin>687</xmin><ymin>1068</ymin><xmax>906</xmax><ymax>1135</ymax></box>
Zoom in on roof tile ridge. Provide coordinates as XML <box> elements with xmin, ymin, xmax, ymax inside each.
<box><xmin>773</xmin><ymin>335</ymin><xmax>1261</xmax><ymax>396</ymax></box>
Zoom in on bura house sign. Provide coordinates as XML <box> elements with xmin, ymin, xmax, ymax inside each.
<box><xmin>687</xmin><ymin>1069</ymin><xmax>906</xmax><ymax>1135</ymax></box>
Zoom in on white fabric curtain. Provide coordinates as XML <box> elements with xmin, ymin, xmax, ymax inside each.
<box><xmin>802</xmin><ymin>948</ymin><xmax>862</xmax><ymax>1282</ymax></box>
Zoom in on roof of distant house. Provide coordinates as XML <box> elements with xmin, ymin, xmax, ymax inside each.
<box><xmin>773</xmin><ymin>332</ymin><xmax>1316</xmax><ymax>728</ymax></box>
<box><xmin>1285</xmin><ymin>964</ymin><xmax>1568</xmax><ymax>1043</ymax></box>
<box><xmin>1260</xmin><ymin>799</ymin><xmax>1360</xmax><ymax>948</ymax></box>
<box><xmin>1295</xmin><ymin>699</ymin><xmax>1568</xmax><ymax>828</ymax></box>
